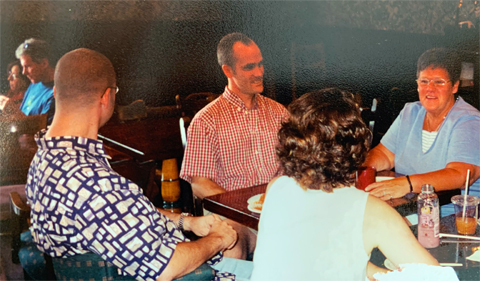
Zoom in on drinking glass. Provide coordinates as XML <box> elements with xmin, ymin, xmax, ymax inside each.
<box><xmin>451</xmin><ymin>195</ymin><xmax>479</xmax><ymax>235</ymax></box>
<box><xmin>355</xmin><ymin>166</ymin><xmax>376</xmax><ymax>191</ymax></box>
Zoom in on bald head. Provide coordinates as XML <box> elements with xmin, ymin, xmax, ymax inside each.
<box><xmin>54</xmin><ymin>48</ymin><xmax>115</xmax><ymax>106</ymax></box>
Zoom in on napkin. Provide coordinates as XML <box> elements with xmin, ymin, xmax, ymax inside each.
<box><xmin>373</xmin><ymin>263</ymin><xmax>458</xmax><ymax>281</ymax></box>
<box><xmin>466</xmin><ymin>249</ymin><xmax>480</xmax><ymax>262</ymax></box>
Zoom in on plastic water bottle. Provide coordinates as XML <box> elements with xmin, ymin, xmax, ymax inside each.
<box><xmin>417</xmin><ymin>184</ymin><xmax>440</xmax><ymax>248</ymax></box>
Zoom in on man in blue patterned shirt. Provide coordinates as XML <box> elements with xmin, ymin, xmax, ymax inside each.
<box><xmin>26</xmin><ymin>48</ymin><xmax>252</xmax><ymax>281</ymax></box>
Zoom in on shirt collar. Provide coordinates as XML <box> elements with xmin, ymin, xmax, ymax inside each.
<box><xmin>223</xmin><ymin>87</ymin><xmax>259</xmax><ymax>111</ymax></box>
<box><xmin>35</xmin><ymin>129</ymin><xmax>111</xmax><ymax>159</ymax></box>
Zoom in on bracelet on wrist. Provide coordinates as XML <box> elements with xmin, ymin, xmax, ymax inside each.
<box><xmin>406</xmin><ymin>175</ymin><xmax>413</xmax><ymax>193</ymax></box>
<box><xmin>177</xmin><ymin>213</ymin><xmax>190</xmax><ymax>231</ymax></box>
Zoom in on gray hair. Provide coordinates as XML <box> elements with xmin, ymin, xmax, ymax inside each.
<box><xmin>416</xmin><ymin>48</ymin><xmax>461</xmax><ymax>83</ymax></box>
<box><xmin>15</xmin><ymin>38</ymin><xmax>51</xmax><ymax>64</ymax></box>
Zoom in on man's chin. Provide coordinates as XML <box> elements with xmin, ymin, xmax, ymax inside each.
<box><xmin>254</xmin><ymin>85</ymin><xmax>264</xmax><ymax>94</ymax></box>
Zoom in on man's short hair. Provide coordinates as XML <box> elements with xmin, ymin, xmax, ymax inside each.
<box><xmin>54</xmin><ymin>48</ymin><xmax>115</xmax><ymax>105</ymax></box>
<box><xmin>217</xmin><ymin>32</ymin><xmax>253</xmax><ymax>68</ymax></box>
<box><xmin>417</xmin><ymin>47</ymin><xmax>461</xmax><ymax>83</ymax></box>
<box><xmin>15</xmin><ymin>38</ymin><xmax>51</xmax><ymax>64</ymax></box>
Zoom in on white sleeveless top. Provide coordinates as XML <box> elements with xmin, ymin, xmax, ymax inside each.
<box><xmin>251</xmin><ymin>176</ymin><xmax>370</xmax><ymax>281</ymax></box>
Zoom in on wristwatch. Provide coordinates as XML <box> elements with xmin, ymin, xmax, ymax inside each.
<box><xmin>178</xmin><ymin>212</ymin><xmax>190</xmax><ymax>231</ymax></box>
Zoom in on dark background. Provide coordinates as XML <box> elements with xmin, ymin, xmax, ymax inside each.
<box><xmin>1</xmin><ymin>1</ymin><xmax>478</xmax><ymax>117</ymax></box>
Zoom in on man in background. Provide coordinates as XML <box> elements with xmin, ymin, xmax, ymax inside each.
<box><xmin>15</xmin><ymin>38</ymin><xmax>55</xmax><ymax>123</ymax></box>
<box><xmin>26</xmin><ymin>48</ymin><xmax>252</xmax><ymax>281</ymax></box>
<box><xmin>181</xmin><ymin>32</ymin><xmax>289</xmax><ymax>259</ymax></box>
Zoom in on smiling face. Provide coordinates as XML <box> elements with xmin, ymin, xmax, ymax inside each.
<box><xmin>226</xmin><ymin>41</ymin><xmax>264</xmax><ymax>97</ymax></box>
<box><xmin>417</xmin><ymin>66</ymin><xmax>459</xmax><ymax>117</ymax></box>
<box><xmin>20</xmin><ymin>54</ymin><xmax>47</xmax><ymax>83</ymax></box>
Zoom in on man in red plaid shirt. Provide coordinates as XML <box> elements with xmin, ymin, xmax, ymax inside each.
<box><xmin>180</xmin><ymin>33</ymin><xmax>289</xmax><ymax>260</ymax></box>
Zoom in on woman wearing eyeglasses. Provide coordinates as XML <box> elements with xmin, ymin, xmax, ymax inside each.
<box><xmin>364</xmin><ymin>48</ymin><xmax>480</xmax><ymax>217</ymax></box>
<box><xmin>1</xmin><ymin>61</ymin><xmax>30</xmax><ymax>113</ymax></box>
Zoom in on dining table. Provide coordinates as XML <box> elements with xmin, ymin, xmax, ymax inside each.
<box><xmin>202</xmin><ymin>171</ymin><xmax>460</xmax><ymax>230</ymax></box>
<box><xmin>370</xmin><ymin>214</ymin><xmax>480</xmax><ymax>280</ymax></box>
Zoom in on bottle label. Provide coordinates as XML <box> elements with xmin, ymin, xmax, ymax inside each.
<box><xmin>420</xmin><ymin>206</ymin><xmax>433</xmax><ymax>227</ymax></box>
<box><xmin>418</xmin><ymin>195</ymin><xmax>440</xmax><ymax>248</ymax></box>
<box><xmin>420</xmin><ymin>201</ymin><xmax>439</xmax><ymax>236</ymax></box>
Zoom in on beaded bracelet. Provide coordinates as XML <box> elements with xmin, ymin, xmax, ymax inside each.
<box><xmin>406</xmin><ymin>175</ymin><xmax>413</xmax><ymax>193</ymax></box>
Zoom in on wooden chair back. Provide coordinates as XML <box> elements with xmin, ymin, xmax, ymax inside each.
<box><xmin>181</xmin><ymin>92</ymin><xmax>218</xmax><ymax>117</ymax></box>
<box><xmin>115</xmin><ymin>100</ymin><xmax>147</xmax><ymax>121</ymax></box>
<box><xmin>179</xmin><ymin>116</ymin><xmax>191</xmax><ymax>150</ymax></box>
<box><xmin>177</xmin><ymin>118</ymin><xmax>203</xmax><ymax>216</ymax></box>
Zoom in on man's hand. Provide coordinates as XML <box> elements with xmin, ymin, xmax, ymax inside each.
<box><xmin>208</xmin><ymin>219</ymin><xmax>237</xmax><ymax>251</ymax></box>
<box><xmin>184</xmin><ymin>215</ymin><xmax>216</xmax><ymax>237</ymax></box>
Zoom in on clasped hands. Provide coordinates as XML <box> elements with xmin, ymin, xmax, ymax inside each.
<box><xmin>364</xmin><ymin>177</ymin><xmax>410</xmax><ymax>201</ymax></box>
<box><xmin>185</xmin><ymin>214</ymin><xmax>237</xmax><ymax>250</ymax></box>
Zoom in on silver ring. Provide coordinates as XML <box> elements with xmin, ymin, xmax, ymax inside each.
<box><xmin>390</xmin><ymin>195</ymin><xmax>393</xmax><ymax>200</ymax></box>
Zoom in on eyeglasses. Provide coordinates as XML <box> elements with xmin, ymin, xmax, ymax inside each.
<box><xmin>416</xmin><ymin>78</ymin><xmax>451</xmax><ymax>87</ymax></box>
<box><xmin>8</xmin><ymin>72</ymin><xmax>19</xmax><ymax>80</ymax></box>
<box><xmin>100</xmin><ymin>86</ymin><xmax>119</xmax><ymax>98</ymax></box>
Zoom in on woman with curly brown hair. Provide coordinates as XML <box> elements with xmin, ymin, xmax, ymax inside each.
<box><xmin>250</xmin><ymin>88</ymin><xmax>438</xmax><ymax>281</ymax></box>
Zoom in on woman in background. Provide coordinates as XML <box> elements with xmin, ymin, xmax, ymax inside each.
<box><xmin>1</xmin><ymin>61</ymin><xmax>30</xmax><ymax>113</ymax></box>
<box><xmin>251</xmin><ymin>88</ymin><xmax>438</xmax><ymax>280</ymax></box>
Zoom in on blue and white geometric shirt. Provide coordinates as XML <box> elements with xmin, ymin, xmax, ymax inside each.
<box><xmin>26</xmin><ymin>130</ymin><xmax>232</xmax><ymax>281</ymax></box>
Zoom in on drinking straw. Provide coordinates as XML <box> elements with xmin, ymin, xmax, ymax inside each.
<box><xmin>439</xmin><ymin>233</ymin><xmax>480</xmax><ymax>241</ymax></box>
<box><xmin>439</xmin><ymin>263</ymin><xmax>463</xmax><ymax>267</ymax></box>
<box><xmin>462</xmin><ymin>169</ymin><xmax>470</xmax><ymax>220</ymax></box>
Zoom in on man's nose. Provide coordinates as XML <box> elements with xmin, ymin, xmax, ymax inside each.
<box><xmin>254</xmin><ymin>65</ymin><xmax>264</xmax><ymax>77</ymax></box>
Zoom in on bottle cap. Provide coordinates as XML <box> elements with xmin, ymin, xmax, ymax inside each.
<box><xmin>421</xmin><ymin>184</ymin><xmax>435</xmax><ymax>194</ymax></box>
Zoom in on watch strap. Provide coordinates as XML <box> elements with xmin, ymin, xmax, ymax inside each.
<box><xmin>178</xmin><ymin>213</ymin><xmax>189</xmax><ymax>231</ymax></box>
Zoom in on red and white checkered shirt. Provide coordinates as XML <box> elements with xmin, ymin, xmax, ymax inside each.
<box><xmin>180</xmin><ymin>87</ymin><xmax>289</xmax><ymax>192</ymax></box>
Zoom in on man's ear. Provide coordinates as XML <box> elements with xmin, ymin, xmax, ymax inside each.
<box><xmin>53</xmin><ymin>86</ymin><xmax>57</xmax><ymax>98</ymax></box>
<box><xmin>99</xmin><ymin>89</ymin><xmax>110</xmax><ymax>108</ymax></box>
<box><xmin>222</xmin><ymin>64</ymin><xmax>234</xmax><ymax>79</ymax></box>
<box><xmin>40</xmin><ymin>58</ymin><xmax>49</xmax><ymax>68</ymax></box>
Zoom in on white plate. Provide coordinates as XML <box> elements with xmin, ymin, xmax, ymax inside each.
<box><xmin>384</xmin><ymin>258</ymin><xmax>397</xmax><ymax>270</ymax></box>
<box><xmin>247</xmin><ymin>194</ymin><xmax>263</xmax><ymax>204</ymax></box>
<box><xmin>247</xmin><ymin>194</ymin><xmax>264</xmax><ymax>214</ymax></box>
<box><xmin>247</xmin><ymin>204</ymin><xmax>262</xmax><ymax>214</ymax></box>
<box><xmin>376</xmin><ymin>176</ymin><xmax>394</xmax><ymax>182</ymax></box>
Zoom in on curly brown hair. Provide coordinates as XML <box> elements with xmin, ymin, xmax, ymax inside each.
<box><xmin>277</xmin><ymin>88</ymin><xmax>370</xmax><ymax>192</ymax></box>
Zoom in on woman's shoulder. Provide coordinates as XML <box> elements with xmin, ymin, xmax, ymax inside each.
<box><xmin>451</xmin><ymin>97</ymin><xmax>480</xmax><ymax>119</ymax></box>
<box><xmin>401</xmin><ymin>101</ymin><xmax>424</xmax><ymax>116</ymax></box>
<box><xmin>266</xmin><ymin>176</ymin><xmax>295</xmax><ymax>193</ymax></box>
<box><xmin>364</xmin><ymin>194</ymin><xmax>402</xmax><ymax>222</ymax></box>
